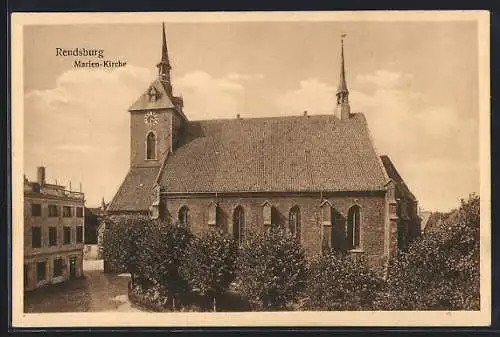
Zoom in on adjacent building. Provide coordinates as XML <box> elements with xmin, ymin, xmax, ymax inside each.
<box><xmin>24</xmin><ymin>166</ymin><xmax>85</xmax><ymax>291</ymax></box>
<box><xmin>84</xmin><ymin>199</ymin><xmax>108</xmax><ymax>244</ymax></box>
<box><xmin>107</xmin><ymin>24</ymin><xmax>421</xmax><ymax>269</ymax></box>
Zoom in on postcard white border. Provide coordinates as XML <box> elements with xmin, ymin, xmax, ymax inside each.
<box><xmin>11</xmin><ymin>10</ymin><xmax>491</xmax><ymax>327</ymax></box>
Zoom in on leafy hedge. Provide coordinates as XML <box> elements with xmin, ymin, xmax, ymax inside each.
<box><xmin>300</xmin><ymin>251</ymin><xmax>385</xmax><ymax>311</ymax></box>
<box><xmin>135</xmin><ymin>219</ymin><xmax>193</xmax><ymax>310</ymax></box>
<box><xmin>235</xmin><ymin>227</ymin><xmax>307</xmax><ymax>311</ymax></box>
<box><xmin>101</xmin><ymin>214</ymin><xmax>149</xmax><ymax>273</ymax></box>
<box><xmin>180</xmin><ymin>230</ymin><xmax>238</xmax><ymax>311</ymax></box>
<box><xmin>380</xmin><ymin>193</ymin><xmax>480</xmax><ymax>310</ymax></box>
<box><xmin>105</xmin><ymin>194</ymin><xmax>480</xmax><ymax>312</ymax></box>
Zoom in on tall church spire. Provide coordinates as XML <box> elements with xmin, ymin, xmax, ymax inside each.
<box><xmin>336</xmin><ymin>33</ymin><xmax>351</xmax><ymax>120</ymax></box>
<box><xmin>157</xmin><ymin>23</ymin><xmax>172</xmax><ymax>87</ymax></box>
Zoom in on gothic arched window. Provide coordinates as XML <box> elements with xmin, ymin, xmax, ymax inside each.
<box><xmin>233</xmin><ymin>206</ymin><xmax>245</xmax><ymax>244</ymax></box>
<box><xmin>178</xmin><ymin>206</ymin><xmax>189</xmax><ymax>226</ymax></box>
<box><xmin>289</xmin><ymin>205</ymin><xmax>301</xmax><ymax>242</ymax></box>
<box><xmin>346</xmin><ymin>205</ymin><xmax>361</xmax><ymax>249</ymax></box>
<box><xmin>146</xmin><ymin>132</ymin><xmax>156</xmax><ymax>160</ymax></box>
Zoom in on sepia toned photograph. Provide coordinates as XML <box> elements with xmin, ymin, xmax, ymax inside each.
<box><xmin>11</xmin><ymin>11</ymin><xmax>490</xmax><ymax>327</ymax></box>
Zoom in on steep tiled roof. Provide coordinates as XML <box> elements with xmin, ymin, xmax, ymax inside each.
<box><xmin>419</xmin><ymin>211</ymin><xmax>432</xmax><ymax>232</ymax></box>
<box><xmin>128</xmin><ymin>79</ymin><xmax>175</xmax><ymax>111</ymax></box>
<box><xmin>159</xmin><ymin>113</ymin><xmax>387</xmax><ymax>193</ymax></box>
<box><xmin>107</xmin><ymin>166</ymin><xmax>161</xmax><ymax>212</ymax></box>
<box><xmin>380</xmin><ymin>155</ymin><xmax>416</xmax><ymax>201</ymax></box>
<box><xmin>128</xmin><ymin>79</ymin><xmax>188</xmax><ymax>122</ymax></box>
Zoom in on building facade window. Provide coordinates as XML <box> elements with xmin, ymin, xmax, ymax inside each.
<box><xmin>178</xmin><ymin>206</ymin><xmax>189</xmax><ymax>226</ymax></box>
<box><xmin>31</xmin><ymin>204</ymin><xmax>42</xmax><ymax>216</ymax></box>
<box><xmin>76</xmin><ymin>226</ymin><xmax>83</xmax><ymax>243</ymax></box>
<box><xmin>32</xmin><ymin>227</ymin><xmax>42</xmax><ymax>248</ymax></box>
<box><xmin>48</xmin><ymin>204</ymin><xmax>58</xmax><ymax>217</ymax></box>
<box><xmin>63</xmin><ymin>226</ymin><xmax>71</xmax><ymax>245</ymax></box>
<box><xmin>289</xmin><ymin>205</ymin><xmax>301</xmax><ymax>242</ymax></box>
<box><xmin>320</xmin><ymin>201</ymin><xmax>332</xmax><ymax>251</ymax></box>
<box><xmin>63</xmin><ymin>206</ymin><xmax>73</xmax><ymax>217</ymax></box>
<box><xmin>146</xmin><ymin>132</ymin><xmax>156</xmax><ymax>160</ymax></box>
<box><xmin>263</xmin><ymin>202</ymin><xmax>272</xmax><ymax>226</ymax></box>
<box><xmin>53</xmin><ymin>258</ymin><xmax>64</xmax><ymax>277</ymax></box>
<box><xmin>208</xmin><ymin>202</ymin><xmax>219</xmax><ymax>226</ymax></box>
<box><xmin>233</xmin><ymin>206</ymin><xmax>245</xmax><ymax>243</ymax></box>
<box><xmin>76</xmin><ymin>207</ymin><xmax>84</xmax><ymax>218</ymax></box>
<box><xmin>36</xmin><ymin>261</ymin><xmax>46</xmax><ymax>282</ymax></box>
<box><xmin>48</xmin><ymin>226</ymin><xmax>57</xmax><ymax>246</ymax></box>
<box><xmin>346</xmin><ymin>205</ymin><xmax>361</xmax><ymax>250</ymax></box>
<box><xmin>262</xmin><ymin>202</ymin><xmax>281</xmax><ymax>229</ymax></box>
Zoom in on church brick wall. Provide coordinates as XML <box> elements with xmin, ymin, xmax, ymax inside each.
<box><xmin>171</xmin><ymin>112</ymin><xmax>184</xmax><ymax>150</ymax></box>
<box><xmin>160</xmin><ymin>193</ymin><xmax>386</xmax><ymax>268</ymax></box>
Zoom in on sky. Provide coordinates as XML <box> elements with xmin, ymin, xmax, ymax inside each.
<box><xmin>23</xmin><ymin>20</ymin><xmax>480</xmax><ymax>211</ymax></box>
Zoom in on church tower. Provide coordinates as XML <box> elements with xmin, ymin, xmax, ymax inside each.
<box><xmin>336</xmin><ymin>33</ymin><xmax>351</xmax><ymax>120</ymax></box>
<box><xmin>128</xmin><ymin>23</ymin><xmax>186</xmax><ymax>168</ymax></box>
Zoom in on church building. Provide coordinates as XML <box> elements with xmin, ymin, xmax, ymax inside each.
<box><xmin>107</xmin><ymin>24</ymin><xmax>421</xmax><ymax>268</ymax></box>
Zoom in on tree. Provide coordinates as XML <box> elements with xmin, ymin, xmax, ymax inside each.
<box><xmin>301</xmin><ymin>251</ymin><xmax>384</xmax><ymax>311</ymax></box>
<box><xmin>382</xmin><ymin>193</ymin><xmax>480</xmax><ymax>310</ymax></box>
<box><xmin>235</xmin><ymin>227</ymin><xmax>307</xmax><ymax>310</ymax></box>
<box><xmin>135</xmin><ymin>219</ymin><xmax>193</xmax><ymax>310</ymax></box>
<box><xmin>180</xmin><ymin>230</ymin><xmax>238</xmax><ymax>311</ymax></box>
<box><xmin>102</xmin><ymin>214</ymin><xmax>149</xmax><ymax>274</ymax></box>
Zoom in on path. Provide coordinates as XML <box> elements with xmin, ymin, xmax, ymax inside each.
<box><xmin>24</xmin><ymin>247</ymin><xmax>141</xmax><ymax>312</ymax></box>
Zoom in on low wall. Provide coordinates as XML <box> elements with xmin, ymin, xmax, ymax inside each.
<box><xmin>127</xmin><ymin>281</ymin><xmax>166</xmax><ymax>312</ymax></box>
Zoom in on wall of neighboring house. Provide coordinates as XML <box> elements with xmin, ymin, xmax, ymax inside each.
<box><xmin>97</xmin><ymin>222</ymin><xmax>106</xmax><ymax>259</ymax></box>
<box><xmin>24</xmin><ymin>194</ymin><xmax>84</xmax><ymax>291</ymax></box>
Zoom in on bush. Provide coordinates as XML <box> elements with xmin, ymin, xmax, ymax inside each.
<box><xmin>129</xmin><ymin>283</ymin><xmax>169</xmax><ymax>311</ymax></box>
<box><xmin>300</xmin><ymin>251</ymin><xmax>384</xmax><ymax>311</ymax></box>
<box><xmin>102</xmin><ymin>214</ymin><xmax>149</xmax><ymax>273</ymax></box>
<box><xmin>135</xmin><ymin>219</ymin><xmax>193</xmax><ymax>310</ymax></box>
<box><xmin>382</xmin><ymin>193</ymin><xmax>480</xmax><ymax>310</ymax></box>
<box><xmin>235</xmin><ymin>227</ymin><xmax>307</xmax><ymax>311</ymax></box>
<box><xmin>180</xmin><ymin>230</ymin><xmax>238</xmax><ymax>311</ymax></box>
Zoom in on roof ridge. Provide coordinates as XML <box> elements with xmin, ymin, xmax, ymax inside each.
<box><xmin>186</xmin><ymin>112</ymin><xmax>366</xmax><ymax>124</ymax></box>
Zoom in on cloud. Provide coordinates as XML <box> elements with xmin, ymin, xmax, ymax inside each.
<box><xmin>357</xmin><ymin>69</ymin><xmax>414</xmax><ymax>89</ymax></box>
<box><xmin>173</xmin><ymin>71</ymin><xmax>253</xmax><ymax>120</ymax></box>
<box><xmin>24</xmin><ymin>65</ymin><xmax>478</xmax><ymax>211</ymax></box>
<box><xmin>226</xmin><ymin>73</ymin><xmax>264</xmax><ymax>81</ymax></box>
<box><xmin>55</xmin><ymin>144</ymin><xmax>93</xmax><ymax>152</ymax></box>
<box><xmin>274</xmin><ymin>70</ymin><xmax>479</xmax><ymax>211</ymax></box>
<box><xmin>24</xmin><ymin>69</ymin><xmax>264</xmax><ymax>205</ymax></box>
<box><xmin>24</xmin><ymin>65</ymin><xmax>155</xmax><ymax>206</ymax></box>
<box><xmin>275</xmin><ymin>79</ymin><xmax>336</xmax><ymax>115</ymax></box>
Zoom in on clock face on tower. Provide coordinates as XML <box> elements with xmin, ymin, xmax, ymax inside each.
<box><xmin>144</xmin><ymin>111</ymin><xmax>159</xmax><ymax>128</ymax></box>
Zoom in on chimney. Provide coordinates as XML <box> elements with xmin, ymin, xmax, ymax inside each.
<box><xmin>37</xmin><ymin>166</ymin><xmax>46</xmax><ymax>185</ymax></box>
